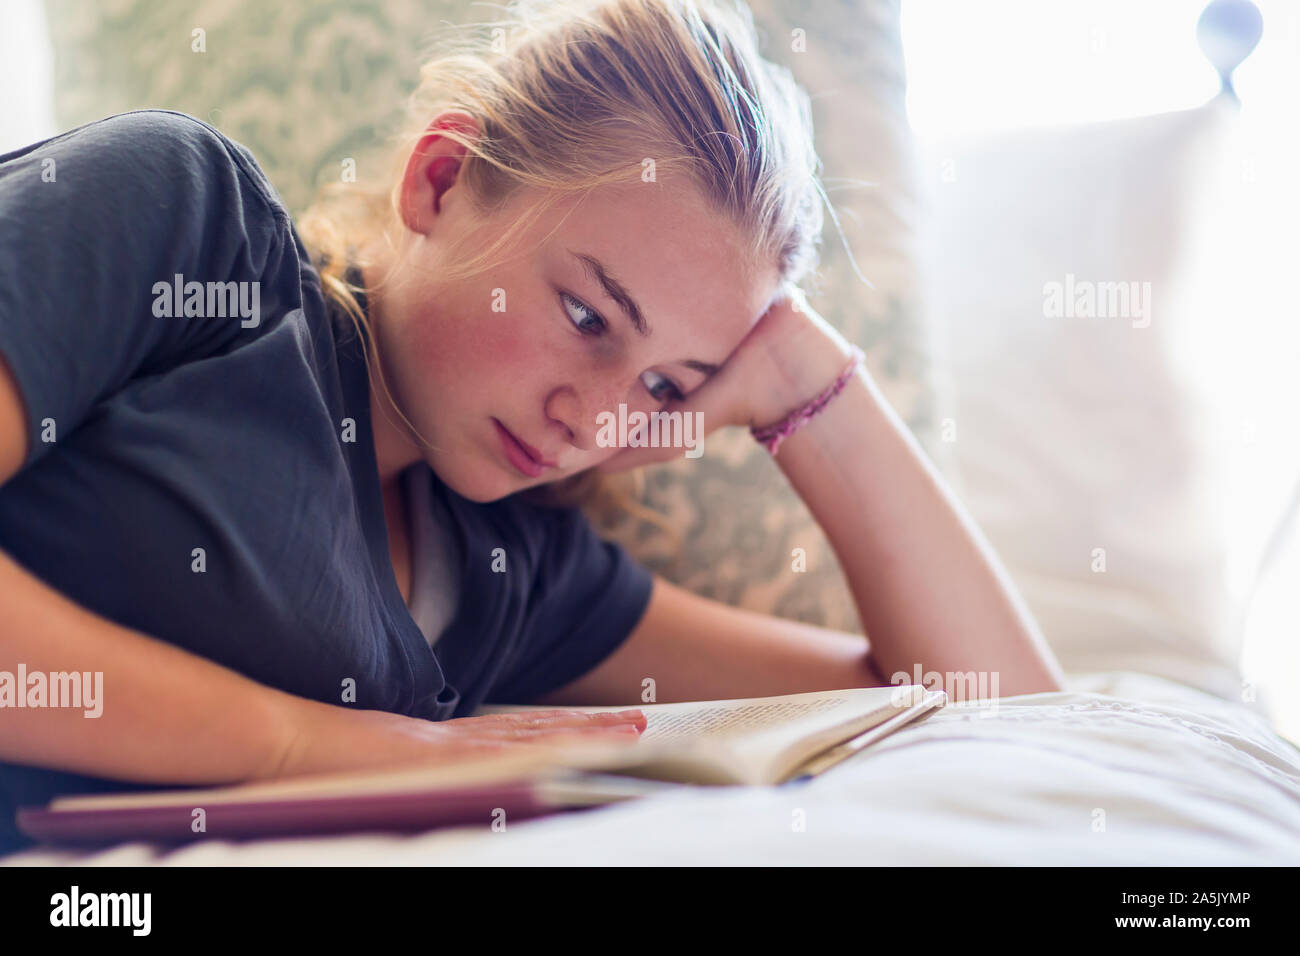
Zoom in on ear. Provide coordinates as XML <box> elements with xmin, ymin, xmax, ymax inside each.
<box><xmin>396</xmin><ymin>110</ymin><xmax>481</xmax><ymax>236</ymax></box>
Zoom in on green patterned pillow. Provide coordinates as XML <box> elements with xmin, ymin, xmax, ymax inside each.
<box><xmin>45</xmin><ymin>0</ymin><xmax>944</xmax><ymax>633</ymax></box>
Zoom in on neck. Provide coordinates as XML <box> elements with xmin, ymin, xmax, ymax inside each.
<box><xmin>359</xmin><ymin>255</ymin><xmax>423</xmax><ymax>486</ymax></box>
<box><xmin>370</xmin><ymin>374</ymin><xmax>423</xmax><ymax>487</ymax></box>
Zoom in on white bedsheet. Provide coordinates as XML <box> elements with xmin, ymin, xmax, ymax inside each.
<box><xmin>5</xmin><ymin>671</ymin><xmax>1299</xmax><ymax>865</ymax></box>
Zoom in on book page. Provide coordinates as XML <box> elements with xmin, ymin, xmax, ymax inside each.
<box><xmin>704</xmin><ymin>687</ymin><xmax>926</xmax><ymax>782</ymax></box>
<box><xmin>479</xmin><ymin>686</ymin><xmax>931</xmax><ymax>784</ymax></box>
<box><xmin>637</xmin><ymin>695</ymin><xmax>851</xmax><ymax>741</ymax></box>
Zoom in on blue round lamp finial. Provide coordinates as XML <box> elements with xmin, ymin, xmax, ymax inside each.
<box><xmin>1197</xmin><ymin>0</ymin><xmax>1264</xmax><ymax>99</ymax></box>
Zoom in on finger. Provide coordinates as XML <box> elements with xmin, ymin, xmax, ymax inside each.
<box><xmin>464</xmin><ymin>709</ymin><xmax>645</xmax><ymax>731</ymax></box>
<box><xmin>568</xmin><ymin>709</ymin><xmax>646</xmax><ymax>731</ymax></box>
<box><xmin>503</xmin><ymin>708</ymin><xmax>645</xmax><ymax>729</ymax></box>
<box><xmin>594</xmin><ymin>708</ymin><xmax>647</xmax><ymax>732</ymax></box>
<box><xmin>492</xmin><ymin>724</ymin><xmax>642</xmax><ymax>742</ymax></box>
<box><xmin>594</xmin><ymin>397</ymin><xmax>738</xmax><ymax>476</ymax></box>
<box><xmin>456</xmin><ymin>710</ymin><xmax>590</xmax><ymax>727</ymax></box>
<box><xmin>595</xmin><ymin>351</ymin><xmax>749</xmax><ymax>475</ymax></box>
<box><xmin>595</xmin><ymin>439</ymin><xmax>685</xmax><ymax>474</ymax></box>
<box><xmin>481</xmin><ymin>721</ymin><xmax>643</xmax><ymax>739</ymax></box>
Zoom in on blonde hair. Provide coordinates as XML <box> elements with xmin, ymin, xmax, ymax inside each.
<box><xmin>299</xmin><ymin>0</ymin><xmax>827</xmax><ymax>539</ymax></box>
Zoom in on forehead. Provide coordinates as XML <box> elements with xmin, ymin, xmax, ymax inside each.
<box><xmin>524</xmin><ymin>182</ymin><xmax>779</xmax><ymax>354</ymax></box>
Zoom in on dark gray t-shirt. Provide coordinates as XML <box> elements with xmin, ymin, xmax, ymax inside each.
<box><xmin>403</xmin><ymin>462</ymin><xmax>463</xmax><ymax>649</ymax></box>
<box><xmin>0</xmin><ymin>110</ymin><xmax>654</xmax><ymax>853</ymax></box>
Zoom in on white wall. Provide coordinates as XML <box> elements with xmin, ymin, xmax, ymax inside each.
<box><xmin>0</xmin><ymin>0</ymin><xmax>55</xmax><ymax>153</ymax></box>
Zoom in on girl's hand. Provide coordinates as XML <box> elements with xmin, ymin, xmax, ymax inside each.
<box><xmin>263</xmin><ymin>699</ymin><xmax>647</xmax><ymax>780</ymax></box>
<box><xmin>596</xmin><ymin>284</ymin><xmax>858</xmax><ymax>474</ymax></box>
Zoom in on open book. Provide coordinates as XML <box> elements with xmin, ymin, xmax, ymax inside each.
<box><xmin>16</xmin><ymin>685</ymin><xmax>945</xmax><ymax>845</ymax></box>
<box><xmin>476</xmin><ymin>683</ymin><xmax>946</xmax><ymax>785</ymax></box>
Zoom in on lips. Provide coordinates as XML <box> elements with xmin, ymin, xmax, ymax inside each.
<box><xmin>507</xmin><ymin>427</ymin><xmax>556</xmax><ymax>468</ymax></box>
<box><xmin>492</xmin><ymin>419</ymin><xmax>556</xmax><ymax>478</ymax></box>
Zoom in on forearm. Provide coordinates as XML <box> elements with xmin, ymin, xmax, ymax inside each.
<box><xmin>765</xmin><ymin>333</ymin><xmax>1065</xmax><ymax>697</ymax></box>
<box><xmin>0</xmin><ymin>547</ymin><xmax>299</xmax><ymax>784</ymax></box>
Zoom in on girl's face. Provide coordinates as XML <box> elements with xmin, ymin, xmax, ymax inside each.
<box><xmin>367</xmin><ymin>117</ymin><xmax>781</xmax><ymax>502</ymax></box>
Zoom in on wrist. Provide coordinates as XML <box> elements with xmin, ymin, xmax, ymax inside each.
<box><xmin>252</xmin><ymin>690</ymin><xmax>333</xmax><ymax>781</ymax></box>
<box><xmin>748</xmin><ymin>319</ymin><xmax>858</xmax><ymax>430</ymax></box>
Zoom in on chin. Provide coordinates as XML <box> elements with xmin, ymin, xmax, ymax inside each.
<box><xmin>432</xmin><ymin>464</ymin><xmax>514</xmax><ymax>503</ymax></box>
<box><xmin>423</xmin><ymin>452</ymin><xmax>520</xmax><ymax>504</ymax></box>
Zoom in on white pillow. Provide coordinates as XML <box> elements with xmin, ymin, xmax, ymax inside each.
<box><xmin>916</xmin><ymin>96</ymin><xmax>1292</xmax><ymax>704</ymax></box>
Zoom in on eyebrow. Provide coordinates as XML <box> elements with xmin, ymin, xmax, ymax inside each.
<box><xmin>569</xmin><ymin>250</ymin><xmax>721</xmax><ymax>378</ymax></box>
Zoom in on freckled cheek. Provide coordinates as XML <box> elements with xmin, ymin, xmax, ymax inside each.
<box><xmin>404</xmin><ymin>303</ymin><xmax>560</xmax><ymax>395</ymax></box>
<box><xmin>474</xmin><ymin>320</ymin><xmax>537</xmax><ymax>375</ymax></box>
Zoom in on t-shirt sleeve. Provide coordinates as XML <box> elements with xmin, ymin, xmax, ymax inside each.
<box><xmin>487</xmin><ymin>505</ymin><xmax>656</xmax><ymax>704</ymax></box>
<box><xmin>0</xmin><ymin>109</ymin><xmax>288</xmax><ymax>472</ymax></box>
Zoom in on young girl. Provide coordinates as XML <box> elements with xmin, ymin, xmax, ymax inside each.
<box><xmin>0</xmin><ymin>0</ymin><xmax>1063</xmax><ymax>851</ymax></box>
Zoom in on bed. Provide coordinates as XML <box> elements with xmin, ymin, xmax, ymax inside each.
<box><xmin>5</xmin><ymin>670</ymin><xmax>1298</xmax><ymax>865</ymax></box>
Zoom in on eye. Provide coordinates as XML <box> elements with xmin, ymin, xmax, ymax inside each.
<box><xmin>562</xmin><ymin>290</ymin><xmax>683</xmax><ymax>404</ymax></box>
<box><xmin>641</xmin><ymin>369</ymin><xmax>685</xmax><ymax>405</ymax></box>
<box><xmin>561</xmin><ymin>291</ymin><xmax>607</xmax><ymax>336</ymax></box>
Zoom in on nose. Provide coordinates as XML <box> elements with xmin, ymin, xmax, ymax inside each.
<box><xmin>546</xmin><ymin>365</ymin><xmax>651</xmax><ymax>454</ymax></box>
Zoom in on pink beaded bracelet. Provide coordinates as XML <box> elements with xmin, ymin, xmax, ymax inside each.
<box><xmin>750</xmin><ymin>344</ymin><xmax>865</xmax><ymax>457</ymax></box>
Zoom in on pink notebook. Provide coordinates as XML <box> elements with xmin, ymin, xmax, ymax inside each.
<box><xmin>17</xmin><ymin>772</ymin><xmax>668</xmax><ymax>845</ymax></box>
<box><xmin>15</xmin><ymin>742</ymin><xmax>677</xmax><ymax>846</ymax></box>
